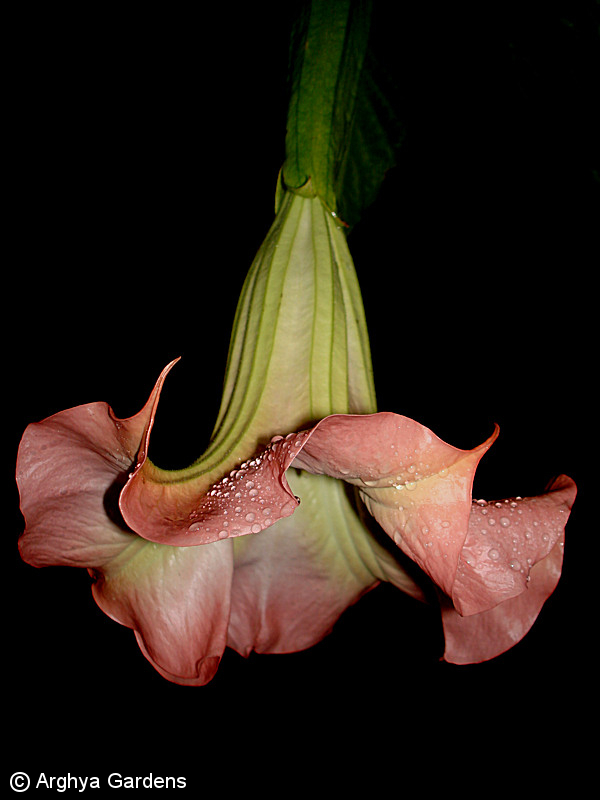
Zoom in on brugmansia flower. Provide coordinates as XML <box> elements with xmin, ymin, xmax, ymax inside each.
<box><xmin>16</xmin><ymin>1</ymin><xmax>577</xmax><ymax>685</ymax></box>
<box><xmin>16</xmin><ymin>187</ymin><xmax>576</xmax><ymax>685</ymax></box>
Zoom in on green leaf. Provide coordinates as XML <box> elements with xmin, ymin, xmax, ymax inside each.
<box><xmin>336</xmin><ymin>49</ymin><xmax>405</xmax><ymax>229</ymax></box>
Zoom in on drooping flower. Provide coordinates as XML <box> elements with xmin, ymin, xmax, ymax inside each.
<box><xmin>16</xmin><ymin>1</ymin><xmax>576</xmax><ymax>685</ymax></box>
<box><xmin>17</xmin><ymin>186</ymin><xmax>576</xmax><ymax>684</ymax></box>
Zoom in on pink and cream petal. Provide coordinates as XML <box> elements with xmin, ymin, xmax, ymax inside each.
<box><xmin>17</xmin><ymin>359</ymin><xmax>179</xmax><ymax>568</ymax></box>
<box><xmin>452</xmin><ymin>474</ymin><xmax>577</xmax><ymax>615</ymax></box>
<box><xmin>226</xmin><ymin>470</ymin><xmax>425</xmax><ymax>657</ymax></box>
<box><xmin>16</xmin><ymin>358</ymin><xmax>235</xmax><ymax>686</ymax></box>
<box><xmin>440</xmin><ymin>493</ymin><xmax>573</xmax><ymax>663</ymax></box>
<box><xmin>293</xmin><ymin>413</ymin><xmax>499</xmax><ymax>610</ymax></box>
<box><xmin>119</xmin><ymin>432</ymin><xmax>310</xmax><ymax>546</ymax></box>
<box><xmin>91</xmin><ymin>537</ymin><xmax>233</xmax><ymax>685</ymax></box>
<box><xmin>438</xmin><ymin>476</ymin><xmax>576</xmax><ymax>663</ymax></box>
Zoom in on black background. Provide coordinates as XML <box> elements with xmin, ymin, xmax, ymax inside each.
<box><xmin>6</xmin><ymin>1</ymin><xmax>593</xmax><ymax>788</ymax></box>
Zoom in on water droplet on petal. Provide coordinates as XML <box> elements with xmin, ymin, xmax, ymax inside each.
<box><xmin>488</xmin><ymin>548</ymin><xmax>500</xmax><ymax>560</ymax></box>
<box><xmin>187</xmin><ymin>522</ymin><xmax>203</xmax><ymax>534</ymax></box>
<box><xmin>499</xmin><ymin>516</ymin><xmax>511</xmax><ymax>527</ymax></box>
<box><xmin>245</xmin><ymin>512</ymin><xmax>255</xmax><ymax>522</ymax></box>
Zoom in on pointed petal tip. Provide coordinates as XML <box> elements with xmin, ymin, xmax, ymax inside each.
<box><xmin>545</xmin><ymin>473</ymin><xmax>577</xmax><ymax>504</ymax></box>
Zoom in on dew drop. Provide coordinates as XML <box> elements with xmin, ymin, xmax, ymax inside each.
<box><xmin>488</xmin><ymin>517</ymin><xmax>496</xmax><ymax>526</ymax></box>
<box><xmin>245</xmin><ymin>512</ymin><xmax>255</xmax><ymax>522</ymax></box>
<box><xmin>249</xmin><ymin>488</ymin><xmax>258</xmax><ymax>497</ymax></box>
<box><xmin>499</xmin><ymin>516</ymin><xmax>511</xmax><ymax>527</ymax></box>
<box><xmin>509</xmin><ymin>559</ymin><xmax>521</xmax><ymax>571</ymax></box>
<box><xmin>218</xmin><ymin>530</ymin><xmax>228</xmax><ymax>539</ymax></box>
<box><xmin>488</xmin><ymin>548</ymin><xmax>500</xmax><ymax>560</ymax></box>
<box><xmin>246</xmin><ymin>480</ymin><xmax>255</xmax><ymax>490</ymax></box>
<box><xmin>251</xmin><ymin>523</ymin><xmax>262</xmax><ymax>534</ymax></box>
<box><xmin>262</xmin><ymin>507</ymin><xmax>272</xmax><ymax>516</ymax></box>
<box><xmin>187</xmin><ymin>522</ymin><xmax>203</xmax><ymax>534</ymax></box>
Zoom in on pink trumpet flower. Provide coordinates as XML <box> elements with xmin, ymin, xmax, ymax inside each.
<box><xmin>17</xmin><ymin>191</ymin><xmax>576</xmax><ymax>685</ymax></box>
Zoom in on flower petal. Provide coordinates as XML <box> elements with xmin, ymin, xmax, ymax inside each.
<box><xmin>455</xmin><ymin>474</ymin><xmax>577</xmax><ymax>614</ymax></box>
<box><xmin>90</xmin><ymin>537</ymin><xmax>232</xmax><ymax>685</ymax></box>
<box><xmin>439</xmin><ymin>475</ymin><xmax>576</xmax><ymax>663</ymax></box>
<box><xmin>17</xmin><ymin>359</ymin><xmax>179</xmax><ymax>567</ymax></box>
<box><xmin>226</xmin><ymin>469</ymin><xmax>425</xmax><ymax>657</ymax></box>
<box><xmin>17</xmin><ymin>359</ymin><xmax>232</xmax><ymax>685</ymax></box>
<box><xmin>119</xmin><ymin>431</ymin><xmax>309</xmax><ymax>545</ymax></box>
<box><xmin>293</xmin><ymin>413</ymin><xmax>499</xmax><ymax>613</ymax></box>
<box><xmin>121</xmin><ymin>409</ymin><xmax>496</xmax><ymax>569</ymax></box>
<box><xmin>121</xmin><ymin>398</ymin><xmax>576</xmax><ymax>659</ymax></box>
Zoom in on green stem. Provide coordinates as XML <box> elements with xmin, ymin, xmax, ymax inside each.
<box><xmin>282</xmin><ymin>0</ymin><xmax>373</xmax><ymax>215</ymax></box>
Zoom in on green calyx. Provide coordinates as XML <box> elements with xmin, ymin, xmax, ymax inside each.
<box><xmin>202</xmin><ymin>188</ymin><xmax>376</xmax><ymax>473</ymax></box>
